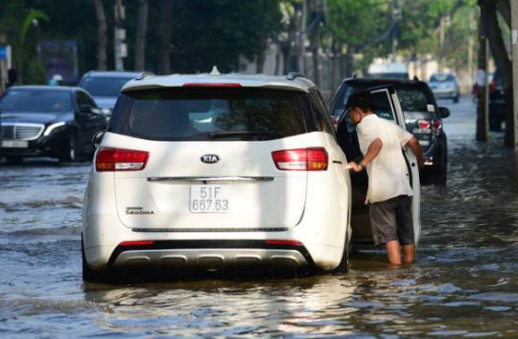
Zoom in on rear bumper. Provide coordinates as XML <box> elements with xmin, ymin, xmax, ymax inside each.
<box><xmin>107</xmin><ymin>240</ymin><xmax>312</xmax><ymax>270</ymax></box>
<box><xmin>432</xmin><ymin>89</ymin><xmax>457</xmax><ymax>99</ymax></box>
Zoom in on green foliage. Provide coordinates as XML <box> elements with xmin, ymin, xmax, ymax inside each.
<box><xmin>167</xmin><ymin>0</ymin><xmax>282</xmax><ymax>73</ymax></box>
<box><xmin>327</xmin><ymin>0</ymin><xmax>390</xmax><ymax>47</ymax></box>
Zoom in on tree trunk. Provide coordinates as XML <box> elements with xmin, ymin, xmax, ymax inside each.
<box><xmin>134</xmin><ymin>0</ymin><xmax>149</xmax><ymax>72</ymax></box>
<box><xmin>331</xmin><ymin>38</ymin><xmax>341</xmax><ymax>91</ymax></box>
<box><xmin>479</xmin><ymin>0</ymin><xmax>514</xmax><ymax>147</ymax></box>
<box><xmin>94</xmin><ymin>0</ymin><xmax>107</xmax><ymax>70</ymax></box>
<box><xmin>476</xmin><ymin>10</ymin><xmax>489</xmax><ymax>142</ymax></box>
<box><xmin>159</xmin><ymin>0</ymin><xmax>173</xmax><ymax>74</ymax></box>
<box><xmin>256</xmin><ymin>48</ymin><xmax>266</xmax><ymax>74</ymax></box>
<box><xmin>309</xmin><ymin>0</ymin><xmax>320</xmax><ymax>86</ymax></box>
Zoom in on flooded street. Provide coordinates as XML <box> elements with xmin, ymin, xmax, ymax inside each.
<box><xmin>1</xmin><ymin>97</ymin><xmax>518</xmax><ymax>338</ymax></box>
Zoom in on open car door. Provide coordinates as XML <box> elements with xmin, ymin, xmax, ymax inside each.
<box><xmin>336</xmin><ymin>85</ymin><xmax>421</xmax><ymax>247</ymax></box>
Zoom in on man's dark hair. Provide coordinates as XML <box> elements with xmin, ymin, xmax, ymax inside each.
<box><xmin>346</xmin><ymin>90</ymin><xmax>375</xmax><ymax>112</ymax></box>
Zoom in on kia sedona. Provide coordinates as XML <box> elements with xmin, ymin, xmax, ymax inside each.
<box><xmin>79</xmin><ymin>71</ymin><xmax>141</xmax><ymax>120</ymax></box>
<box><xmin>0</xmin><ymin>86</ymin><xmax>107</xmax><ymax>162</ymax></box>
<box><xmin>82</xmin><ymin>71</ymin><xmax>353</xmax><ymax>282</ymax></box>
<box><xmin>331</xmin><ymin>78</ymin><xmax>449</xmax><ymax>185</ymax></box>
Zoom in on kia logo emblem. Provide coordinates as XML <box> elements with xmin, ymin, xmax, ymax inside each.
<box><xmin>201</xmin><ymin>154</ymin><xmax>220</xmax><ymax>164</ymax></box>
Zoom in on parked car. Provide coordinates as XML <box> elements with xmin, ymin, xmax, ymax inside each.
<box><xmin>79</xmin><ymin>71</ymin><xmax>140</xmax><ymax>120</ymax></box>
<box><xmin>330</xmin><ymin>78</ymin><xmax>449</xmax><ymax>185</ymax></box>
<box><xmin>428</xmin><ymin>72</ymin><xmax>460</xmax><ymax>103</ymax></box>
<box><xmin>0</xmin><ymin>86</ymin><xmax>107</xmax><ymax>162</ymax></box>
<box><xmin>82</xmin><ymin>72</ymin><xmax>359</xmax><ymax>282</ymax></box>
<box><xmin>488</xmin><ymin>71</ymin><xmax>506</xmax><ymax>131</ymax></box>
<box><xmin>330</xmin><ymin>83</ymin><xmax>422</xmax><ymax>247</ymax></box>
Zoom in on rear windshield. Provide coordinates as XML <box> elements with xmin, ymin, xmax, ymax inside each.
<box><xmin>80</xmin><ymin>77</ymin><xmax>135</xmax><ymax>97</ymax></box>
<box><xmin>109</xmin><ymin>88</ymin><xmax>315</xmax><ymax>141</ymax></box>
<box><xmin>332</xmin><ymin>82</ymin><xmax>435</xmax><ymax>116</ymax></box>
<box><xmin>0</xmin><ymin>89</ymin><xmax>72</xmax><ymax>112</ymax></box>
<box><xmin>430</xmin><ymin>73</ymin><xmax>455</xmax><ymax>82</ymax></box>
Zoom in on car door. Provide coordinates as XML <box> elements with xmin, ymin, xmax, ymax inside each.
<box><xmin>336</xmin><ymin>85</ymin><xmax>421</xmax><ymax>246</ymax></box>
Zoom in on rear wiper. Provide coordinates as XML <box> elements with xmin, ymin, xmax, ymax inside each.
<box><xmin>208</xmin><ymin>131</ymin><xmax>282</xmax><ymax>140</ymax></box>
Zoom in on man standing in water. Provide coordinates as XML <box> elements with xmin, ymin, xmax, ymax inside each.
<box><xmin>347</xmin><ymin>91</ymin><xmax>424</xmax><ymax>265</ymax></box>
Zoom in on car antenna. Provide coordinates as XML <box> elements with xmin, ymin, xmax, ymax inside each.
<box><xmin>413</xmin><ymin>75</ymin><xmax>420</xmax><ymax>81</ymax></box>
<box><xmin>210</xmin><ymin>66</ymin><xmax>221</xmax><ymax>76</ymax></box>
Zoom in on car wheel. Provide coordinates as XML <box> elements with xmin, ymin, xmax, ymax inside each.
<box><xmin>427</xmin><ymin>169</ymin><xmax>447</xmax><ymax>186</ymax></box>
<box><xmin>82</xmin><ymin>235</ymin><xmax>108</xmax><ymax>283</ymax></box>
<box><xmin>59</xmin><ymin>133</ymin><xmax>79</xmax><ymax>162</ymax></box>
<box><xmin>329</xmin><ymin>242</ymin><xmax>350</xmax><ymax>274</ymax></box>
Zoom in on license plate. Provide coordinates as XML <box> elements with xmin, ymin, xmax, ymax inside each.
<box><xmin>1</xmin><ymin>140</ymin><xmax>28</xmax><ymax>148</ymax></box>
<box><xmin>190</xmin><ymin>185</ymin><xmax>229</xmax><ymax>213</ymax></box>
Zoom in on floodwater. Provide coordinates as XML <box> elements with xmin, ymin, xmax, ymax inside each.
<box><xmin>1</xmin><ymin>97</ymin><xmax>518</xmax><ymax>338</ymax></box>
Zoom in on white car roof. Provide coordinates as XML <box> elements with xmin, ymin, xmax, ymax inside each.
<box><xmin>121</xmin><ymin>73</ymin><xmax>316</xmax><ymax>93</ymax></box>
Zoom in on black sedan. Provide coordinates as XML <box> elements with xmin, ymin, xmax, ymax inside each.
<box><xmin>330</xmin><ymin>78</ymin><xmax>450</xmax><ymax>185</ymax></box>
<box><xmin>0</xmin><ymin>86</ymin><xmax>107</xmax><ymax>162</ymax></box>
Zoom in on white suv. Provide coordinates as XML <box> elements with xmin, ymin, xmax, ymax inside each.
<box><xmin>81</xmin><ymin>71</ymin><xmax>353</xmax><ymax>281</ymax></box>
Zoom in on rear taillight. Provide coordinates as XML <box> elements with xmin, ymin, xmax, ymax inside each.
<box><xmin>96</xmin><ymin>147</ymin><xmax>149</xmax><ymax>172</ymax></box>
<box><xmin>418</xmin><ymin>120</ymin><xmax>431</xmax><ymax>130</ymax></box>
<box><xmin>272</xmin><ymin>147</ymin><xmax>328</xmax><ymax>171</ymax></box>
<box><xmin>432</xmin><ymin>119</ymin><xmax>442</xmax><ymax>131</ymax></box>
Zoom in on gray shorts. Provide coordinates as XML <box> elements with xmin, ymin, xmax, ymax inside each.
<box><xmin>369</xmin><ymin>195</ymin><xmax>414</xmax><ymax>246</ymax></box>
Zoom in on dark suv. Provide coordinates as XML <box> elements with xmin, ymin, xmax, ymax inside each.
<box><xmin>489</xmin><ymin>71</ymin><xmax>505</xmax><ymax>131</ymax></box>
<box><xmin>330</xmin><ymin>78</ymin><xmax>450</xmax><ymax>185</ymax></box>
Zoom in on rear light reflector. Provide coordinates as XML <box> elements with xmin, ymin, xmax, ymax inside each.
<box><xmin>272</xmin><ymin>147</ymin><xmax>328</xmax><ymax>171</ymax></box>
<box><xmin>183</xmin><ymin>83</ymin><xmax>242</xmax><ymax>87</ymax></box>
<box><xmin>266</xmin><ymin>240</ymin><xmax>303</xmax><ymax>246</ymax></box>
<box><xmin>96</xmin><ymin>147</ymin><xmax>149</xmax><ymax>172</ymax></box>
<box><xmin>119</xmin><ymin>240</ymin><xmax>155</xmax><ymax>246</ymax></box>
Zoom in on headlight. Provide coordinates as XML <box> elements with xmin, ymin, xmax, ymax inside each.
<box><xmin>44</xmin><ymin>122</ymin><xmax>66</xmax><ymax>136</ymax></box>
<box><xmin>100</xmin><ymin>108</ymin><xmax>112</xmax><ymax>116</ymax></box>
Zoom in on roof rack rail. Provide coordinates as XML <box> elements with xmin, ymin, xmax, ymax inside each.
<box><xmin>286</xmin><ymin>72</ymin><xmax>304</xmax><ymax>81</ymax></box>
<box><xmin>136</xmin><ymin>71</ymin><xmax>155</xmax><ymax>80</ymax></box>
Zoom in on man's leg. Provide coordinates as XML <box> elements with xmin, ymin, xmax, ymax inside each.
<box><xmin>396</xmin><ymin>196</ymin><xmax>415</xmax><ymax>264</ymax></box>
<box><xmin>402</xmin><ymin>244</ymin><xmax>415</xmax><ymax>263</ymax></box>
<box><xmin>386</xmin><ymin>240</ymin><xmax>402</xmax><ymax>265</ymax></box>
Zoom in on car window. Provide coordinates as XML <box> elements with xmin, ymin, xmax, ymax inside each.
<box><xmin>430</xmin><ymin>73</ymin><xmax>454</xmax><ymax>82</ymax></box>
<box><xmin>397</xmin><ymin>89</ymin><xmax>431</xmax><ymax>112</ymax></box>
<box><xmin>80</xmin><ymin>77</ymin><xmax>135</xmax><ymax>97</ymax></box>
<box><xmin>0</xmin><ymin>89</ymin><xmax>72</xmax><ymax>112</ymax></box>
<box><xmin>309</xmin><ymin>90</ymin><xmax>336</xmax><ymax>137</ymax></box>
<box><xmin>334</xmin><ymin>82</ymin><xmax>435</xmax><ymax>116</ymax></box>
<box><xmin>110</xmin><ymin>88</ymin><xmax>317</xmax><ymax>141</ymax></box>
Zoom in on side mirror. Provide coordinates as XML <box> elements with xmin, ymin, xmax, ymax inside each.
<box><xmin>92</xmin><ymin>131</ymin><xmax>105</xmax><ymax>149</ymax></box>
<box><xmin>438</xmin><ymin>107</ymin><xmax>450</xmax><ymax>118</ymax></box>
<box><xmin>80</xmin><ymin>105</ymin><xmax>93</xmax><ymax>114</ymax></box>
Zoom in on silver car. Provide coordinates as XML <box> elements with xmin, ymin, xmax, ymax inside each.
<box><xmin>428</xmin><ymin>72</ymin><xmax>460</xmax><ymax>103</ymax></box>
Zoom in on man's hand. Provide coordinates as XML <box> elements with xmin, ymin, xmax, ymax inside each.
<box><xmin>348</xmin><ymin>161</ymin><xmax>363</xmax><ymax>173</ymax></box>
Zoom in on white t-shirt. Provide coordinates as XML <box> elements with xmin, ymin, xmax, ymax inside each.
<box><xmin>356</xmin><ymin>114</ymin><xmax>414</xmax><ymax>204</ymax></box>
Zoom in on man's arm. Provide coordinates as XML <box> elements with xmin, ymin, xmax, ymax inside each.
<box><xmin>405</xmin><ymin>136</ymin><xmax>424</xmax><ymax>169</ymax></box>
<box><xmin>348</xmin><ymin>138</ymin><xmax>383</xmax><ymax>172</ymax></box>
